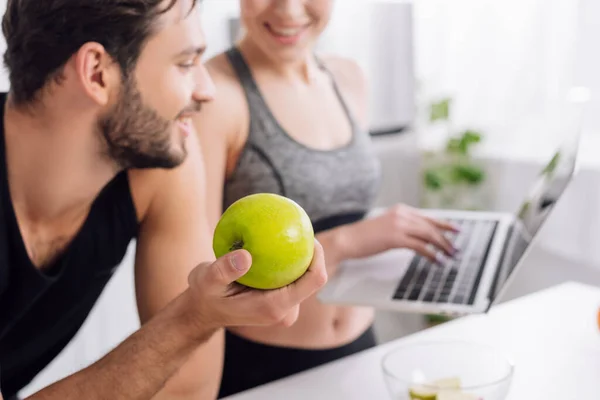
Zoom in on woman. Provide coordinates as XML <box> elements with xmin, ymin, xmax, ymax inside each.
<box><xmin>193</xmin><ymin>0</ymin><xmax>457</xmax><ymax>397</ymax></box>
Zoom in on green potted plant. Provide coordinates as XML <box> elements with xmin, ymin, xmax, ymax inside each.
<box><xmin>420</xmin><ymin>98</ymin><xmax>489</xmax><ymax>211</ymax></box>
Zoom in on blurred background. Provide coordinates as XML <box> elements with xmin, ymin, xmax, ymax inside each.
<box><xmin>10</xmin><ymin>0</ymin><xmax>600</xmax><ymax>396</ymax></box>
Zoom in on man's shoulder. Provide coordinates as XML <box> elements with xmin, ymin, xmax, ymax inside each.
<box><xmin>126</xmin><ymin>132</ymin><xmax>205</xmax><ymax>226</ymax></box>
<box><xmin>126</xmin><ymin>168</ymin><xmax>168</xmax><ymax>222</ymax></box>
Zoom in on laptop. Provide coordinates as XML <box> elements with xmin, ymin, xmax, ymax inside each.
<box><xmin>318</xmin><ymin>91</ymin><xmax>587</xmax><ymax>317</ymax></box>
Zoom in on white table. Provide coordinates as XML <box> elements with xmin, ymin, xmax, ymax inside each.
<box><xmin>223</xmin><ymin>282</ymin><xmax>600</xmax><ymax>399</ymax></box>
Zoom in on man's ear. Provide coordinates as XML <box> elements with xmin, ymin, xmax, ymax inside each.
<box><xmin>73</xmin><ymin>42</ymin><xmax>121</xmax><ymax>106</ymax></box>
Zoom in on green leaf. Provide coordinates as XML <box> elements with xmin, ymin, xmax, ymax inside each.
<box><xmin>445</xmin><ymin>138</ymin><xmax>465</xmax><ymax>155</ymax></box>
<box><xmin>430</xmin><ymin>98</ymin><xmax>452</xmax><ymax>122</ymax></box>
<box><xmin>541</xmin><ymin>151</ymin><xmax>561</xmax><ymax>175</ymax></box>
<box><xmin>447</xmin><ymin>129</ymin><xmax>483</xmax><ymax>155</ymax></box>
<box><xmin>424</xmin><ymin>170</ymin><xmax>444</xmax><ymax>190</ymax></box>
<box><xmin>452</xmin><ymin>164</ymin><xmax>485</xmax><ymax>185</ymax></box>
<box><xmin>518</xmin><ymin>201</ymin><xmax>531</xmax><ymax>219</ymax></box>
<box><xmin>461</xmin><ymin>129</ymin><xmax>483</xmax><ymax>144</ymax></box>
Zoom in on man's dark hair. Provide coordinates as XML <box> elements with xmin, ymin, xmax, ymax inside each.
<box><xmin>2</xmin><ymin>0</ymin><xmax>198</xmax><ymax>105</ymax></box>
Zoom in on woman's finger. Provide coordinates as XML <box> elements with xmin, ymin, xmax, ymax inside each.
<box><xmin>406</xmin><ymin>216</ymin><xmax>456</xmax><ymax>257</ymax></box>
<box><xmin>401</xmin><ymin>236</ymin><xmax>445</xmax><ymax>266</ymax></box>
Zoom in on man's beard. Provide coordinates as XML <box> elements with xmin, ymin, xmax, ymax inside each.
<box><xmin>98</xmin><ymin>76</ymin><xmax>191</xmax><ymax>170</ymax></box>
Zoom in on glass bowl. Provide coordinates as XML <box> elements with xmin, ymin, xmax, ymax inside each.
<box><xmin>381</xmin><ymin>341</ymin><xmax>514</xmax><ymax>400</ymax></box>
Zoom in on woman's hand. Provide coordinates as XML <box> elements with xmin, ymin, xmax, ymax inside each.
<box><xmin>338</xmin><ymin>204</ymin><xmax>459</xmax><ymax>265</ymax></box>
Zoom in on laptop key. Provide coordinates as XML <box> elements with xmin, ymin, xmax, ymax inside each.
<box><xmin>415</xmin><ymin>267</ymin><xmax>429</xmax><ymax>285</ymax></box>
<box><xmin>392</xmin><ymin>257</ymin><xmax>420</xmax><ymax>300</ymax></box>
<box><xmin>408</xmin><ymin>288</ymin><xmax>421</xmax><ymax>301</ymax></box>
<box><xmin>440</xmin><ymin>285</ymin><xmax>452</xmax><ymax>296</ymax></box>
<box><xmin>411</xmin><ymin>284</ymin><xmax>423</xmax><ymax>293</ymax></box>
<box><xmin>428</xmin><ymin>279</ymin><xmax>442</xmax><ymax>291</ymax></box>
<box><xmin>445</xmin><ymin>274</ymin><xmax>457</xmax><ymax>286</ymax></box>
<box><xmin>452</xmin><ymin>295</ymin><xmax>465</xmax><ymax>304</ymax></box>
<box><xmin>457</xmin><ymin>283</ymin><xmax>471</xmax><ymax>295</ymax></box>
<box><xmin>447</xmin><ymin>269</ymin><xmax>458</xmax><ymax>279</ymax></box>
<box><xmin>423</xmin><ymin>291</ymin><xmax>436</xmax><ymax>302</ymax></box>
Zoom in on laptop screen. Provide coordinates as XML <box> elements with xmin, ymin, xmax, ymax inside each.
<box><xmin>487</xmin><ymin>124</ymin><xmax>582</xmax><ymax>307</ymax></box>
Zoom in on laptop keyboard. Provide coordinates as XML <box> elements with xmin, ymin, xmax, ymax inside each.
<box><xmin>392</xmin><ymin>219</ymin><xmax>498</xmax><ymax>305</ymax></box>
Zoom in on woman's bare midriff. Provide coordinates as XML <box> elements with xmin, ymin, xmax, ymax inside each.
<box><xmin>229</xmin><ymin>295</ymin><xmax>375</xmax><ymax>349</ymax></box>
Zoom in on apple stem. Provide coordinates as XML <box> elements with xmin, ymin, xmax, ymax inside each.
<box><xmin>230</xmin><ymin>239</ymin><xmax>244</xmax><ymax>251</ymax></box>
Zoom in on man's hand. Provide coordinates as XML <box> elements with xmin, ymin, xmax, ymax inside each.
<box><xmin>187</xmin><ymin>240</ymin><xmax>327</xmax><ymax>331</ymax></box>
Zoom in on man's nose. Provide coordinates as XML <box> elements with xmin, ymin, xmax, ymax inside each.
<box><xmin>193</xmin><ymin>64</ymin><xmax>216</xmax><ymax>103</ymax></box>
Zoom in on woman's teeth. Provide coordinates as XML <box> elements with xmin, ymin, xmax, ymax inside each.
<box><xmin>271</xmin><ymin>27</ymin><xmax>304</xmax><ymax>37</ymax></box>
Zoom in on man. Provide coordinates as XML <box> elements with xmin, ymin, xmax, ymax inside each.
<box><xmin>0</xmin><ymin>0</ymin><xmax>327</xmax><ymax>399</ymax></box>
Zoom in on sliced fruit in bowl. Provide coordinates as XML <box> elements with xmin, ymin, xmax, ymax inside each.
<box><xmin>408</xmin><ymin>377</ymin><xmax>482</xmax><ymax>400</ymax></box>
<box><xmin>437</xmin><ymin>391</ymin><xmax>480</xmax><ymax>400</ymax></box>
<box><xmin>408</xmin><ymin>385</ymin><xmax>437</xmax><ymax>400</ymax></box>
<box><xmin>409</xmin><ymin>377</ymin><xmax>461</xmax><ymax>399</ymax></box>
<box><xmin>431</xmin><ymin>377</ymin><xmax>462</xmax><ymax>390</ymax></box>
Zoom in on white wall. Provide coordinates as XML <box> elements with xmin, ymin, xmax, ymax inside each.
<box><xmin>412</xmin><ymin>0</ymin><xmax>583</xmax><ymax>141</ymax></box>
<box><xmin>200</xmin><ymin>0</ymin><xmax>240</xmax><ymax>60</ymax></box>
<box><xmin>573</xmin><ymin>0</ymin><xmax>600</xmax><ymax>135</ymax></box>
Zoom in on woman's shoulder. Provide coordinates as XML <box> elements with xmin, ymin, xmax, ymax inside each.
<box><xmin>319</xmin><ymin>55</ymin><xmax>368</xmax><ymax>89</ymax></box>
<box><xmin>318</xmin><ymin>55</ymin><xmax>369</xmax><ymax>128</ymax></box>
<box><xmin>205</xmin><ymin>52</ymin><xmax>242</xmax><ymax>89</ymax></box>
<box><xmin>200</xmin><ymin>52</ymin><xmax>247</xmax><ymax>114</ymax></box>
<box><xmin>193</xmin><ymin>52</ymin><xmax>248</xmax><ymax>143</ymax></box>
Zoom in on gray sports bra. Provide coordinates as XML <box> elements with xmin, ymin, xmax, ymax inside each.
<box><xmin>223</xmin><ymin>47</ymin><xmax>382</xmax><ymax>231</ymax></box>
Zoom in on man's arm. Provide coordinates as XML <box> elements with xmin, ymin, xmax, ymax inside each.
<box><xmin>25</xmin><ymin>286</ymin><xmax>214</xmax><ymax>399</ymax></box>
<box><xmin>19</xmin><ymin>236</ymin><xmax>327</xmax><ymax>400</ymax></box>
<box><xmin>129</xmin><ymin>131</ymin><xmax>225</xmax><ymax>399</ymax></box>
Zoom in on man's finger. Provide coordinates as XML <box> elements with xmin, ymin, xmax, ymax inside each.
<box><xmin>269</xmin><ymin>240</ymin><xmax>328</xmax><ymax>310</ymax></box>
<box><xmin>193</xmin><ymin>249</ymin><xmax>253</xmax><ymax>293</ymax></box>
<box><xmin>279</xmin><ymin>305</ymin><xmax>300</xmax><ymax>328</ymax></box>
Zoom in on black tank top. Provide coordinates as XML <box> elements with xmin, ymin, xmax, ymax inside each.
<box><xmin>0</xmin><ymin>93</ymin><xmax>139</xmax><ymax>397</ymax></box>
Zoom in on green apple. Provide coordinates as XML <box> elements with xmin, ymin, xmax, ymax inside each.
<box><xmin>213</xmin><ymin>193</ymin><xmax>315</xmax><ymax>290</ymax></box>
